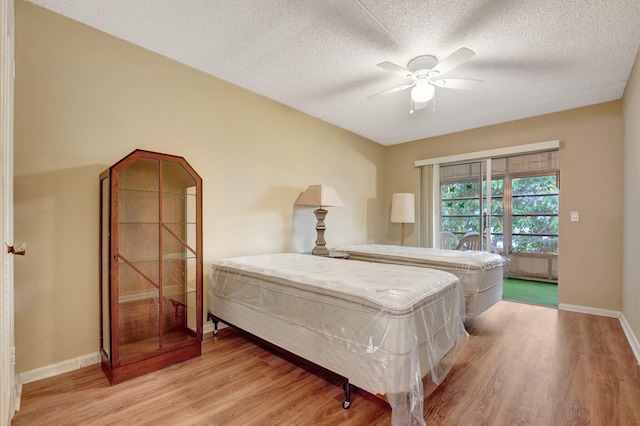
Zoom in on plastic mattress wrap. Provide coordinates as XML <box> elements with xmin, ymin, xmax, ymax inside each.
<box><xmin>335</xmin><ymin>244</ymin><xmax>505</xmax><ymax>317</ymax></box>
<box><xmin>209</xmin><ymin>253</ymin><xmax>468</xmax><ymax>426</ymax></box>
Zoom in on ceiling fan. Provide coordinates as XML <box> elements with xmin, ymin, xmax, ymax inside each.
<box><xmin>368</xmin><ymin>47</ymin><xmax>483</xmax><ymax>112</ymax></box>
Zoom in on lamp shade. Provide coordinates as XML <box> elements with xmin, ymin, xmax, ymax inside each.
<box><xmin>390</xmin><ymin>193</ymin><xmax>415</xmax><ymax>223</ymax></box>
<box><xmin>294</xmin><ymin>185</ymin><xmax>345</xmax><ymax>208</ymax></box>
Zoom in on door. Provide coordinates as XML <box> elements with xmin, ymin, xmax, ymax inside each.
<box><xmin>439</xmin><ymin>155</ymin><xmax>559</xmax><ymax>279</ymax></box>
<box><xmin>505</xmin><ymin>173</ymin><xmax>559</xmax><ymax>280</ymax></box>
<box><xmin>440</xmin><ymin>159</ymin><xmax>498</xmax><ymax>251</ymax></box>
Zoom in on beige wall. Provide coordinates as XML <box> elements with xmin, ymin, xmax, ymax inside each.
<box><xmin>384</xmin><ymin>102</ymin><xmax>624</xmax><ymax>311</ymax></box>
<box><xmin>623</xmin><ymin>51</ymin><xmax>640</xmax><ymax>342</ymax></box>
<box><xmin>14</xmin><ymin>0</ymin><xmax>635</xmax><ymax>375</ymax></box>
<box><xmin>13</xmin><ymin>2</ymin><xmax>386</xmax><ymax>373</ymax></box>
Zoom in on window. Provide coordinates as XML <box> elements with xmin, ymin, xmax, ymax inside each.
<box><xmin>441</xmin><ymin>180</ymin><xmax>482</xmax><ymax>238</ymax></box>
<box><xmin>439</xmin><ymin>152</ymin><xmax>558</xmax><ymax>254</ymax></box>
<box><xmin>440</xmin><ymin>174</ymin><xmax>505</xmax><ymax>251</ymax></box>
<box><xmin>510</xmin><ymin>174</ymin><xmax>558</xmax><ymax>254</ymax></box>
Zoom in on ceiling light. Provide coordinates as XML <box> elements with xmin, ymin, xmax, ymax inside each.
<box><xmin>410</xmin><ymin>79</ymin><xmax>435</xmax><ymax>103</ymax></box>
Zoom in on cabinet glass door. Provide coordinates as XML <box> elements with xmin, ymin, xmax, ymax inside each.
<box><xmin>160</xmin><ymin>161</ymin><xmax>198</xmax><ymax>346</ymax></box>
<box><xmin>116</xmin><ymin>158</ymin><xmax>161</xmax><ymax>359</ymax></box>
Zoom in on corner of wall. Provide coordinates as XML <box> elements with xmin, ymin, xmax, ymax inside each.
<box><xmin>622</xmin><ymin>47</ymin><xmax>640</xmax><ymax>364</ymax></box>
<box><xmin>620</xmin><ymin>314</ymin><xmax>640</xmax><ymax>365</ymax></box>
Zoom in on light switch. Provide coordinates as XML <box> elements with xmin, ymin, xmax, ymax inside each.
<box><xmin>570</xmin><ymin>211</ymin><xmax>579</xmax><ymax>222</ymax></box>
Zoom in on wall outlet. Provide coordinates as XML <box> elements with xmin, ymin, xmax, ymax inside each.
<box><xmin>77</xmin><ymin>353</ymin><xmax>99</xmax><ymax>368</ymax></box>
<box><xmin>570</xmin><ymin>211</ymin><xmax>579</xmax><ymax>222</ymax></box>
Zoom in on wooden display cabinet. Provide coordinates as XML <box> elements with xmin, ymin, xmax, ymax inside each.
<box><xmin>99</xmin><ymin>149</ymin><xmax>203</xmax><ymax>384</ymax></box>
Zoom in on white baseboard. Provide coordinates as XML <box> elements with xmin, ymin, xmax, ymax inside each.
<box><xmin>203</xmin><ymin>320</ymin><xmax>228</xmax><ymax>336</ymax></box>
<box><xmin>203</xmin><ymin>321</ymin><xmax>215</xmax><ymax>335</ymax></box>
<box><xmin>14</xmin><ymin>379</ymin><xmax>22</xmax><ymax>412</ymax></box>
<box><xmin>558</xmin><ymin>303</ymin><xmax>640</xmax><ymax>365</ymax></box>
<box><xmin>19</xmin><ymin>323</ymin><xmax>218</xmax><ymax>385</ymax></box>
<box><xmin>620</xmin><ymin>314</ymin><xmax>640</xmax><ymax>365</ymax></box>
<box><xmin>18</xmin><ymin>352</ymin><xmax>100</xmax><ymax>385</ymax></box>
<box><xmin>558</xmin><ymin>303</ymin><xmax>621</xmax><ymax>318</ymax></box>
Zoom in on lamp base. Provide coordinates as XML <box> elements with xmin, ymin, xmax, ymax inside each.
<box><xmin>312</xmin><ymin>208</ymin><xmax>330</xmax><ymax>256</ymax></box>
<box><xmin>312</xmin><ymin>246</ymin><xmax>330</xmax><ymax>256</ymax></box>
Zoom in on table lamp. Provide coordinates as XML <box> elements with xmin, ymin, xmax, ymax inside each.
<box><xmin>295</xmin><ymin>185</ymin><xmax>345</xmax><ymax>256</ymax></box>
<box><xmin>391</xmin><ymin>193</ymin><xmax>415</xmax><ymax>246</ymax></box>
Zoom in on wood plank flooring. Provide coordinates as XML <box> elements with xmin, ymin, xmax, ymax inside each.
<box><xmin>12</xmin><ymin>301</ymin><xmax>640</xmax><ymax>425</ymax></box>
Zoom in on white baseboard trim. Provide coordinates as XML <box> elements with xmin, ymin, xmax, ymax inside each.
<box><xmin>203</xmin><ymin>320</ymin><xmax>227</xmax><ymax>336</ymax></box>
<box><xmin>19</xmin><ymin>351</ymin><xmax>100</xmax><ymax>385</ymax></box>
<box><xmin>620</xmin><ymin>314</ymin><xmax>640</xmax><ymax>365</ymax></box>
<box><xmin>203</xmin><ymin>321</ymin><xmax>215</xmax><ymax>335</ymax></box>
<box><xmin>18</xmin><ymin>322</ymin><xmax>218</xmax><ymax>385</ymax></box>
<box><xmin>558</xmin><ymin>303</ymin><xmax>640</xmax><ymax>365</ymax></box>
<box><xmin>14</xmin><ymin>379</ymin><xmax>22</xmax><ymax>412</ymax></box>
<box><xmin>558</xmin><ymin>303</ymin><xmax>621</xmax><ymax>318</ymax></box>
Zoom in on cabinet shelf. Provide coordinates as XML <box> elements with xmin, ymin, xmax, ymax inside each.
<box><xmin>119</xmin><ymin>329</ymin><xmax>199</xmax><ymax>360</ymax></box>
<box><xmin>116</xmin><ymin>254</ymin><xmax>196</xmax><ymax>264</ymax></box>
<box><xmin>118</xmin><ymin>285</ymin><xmax>196</xmax><ymax>303</ymax></box>
<box><xmin>100</xmin><ymin>149</ymin><xmax>203</xmax><ymax>385</ymax></box>
<box><xmin>117</xmin><ymin>221</ymin><xmax>197</xmax><ymax>225</ymax></box>
<box><xmin>119</xmin><ymin>187</ymin><xmax>197</xmax><ymax>196</ymax></box>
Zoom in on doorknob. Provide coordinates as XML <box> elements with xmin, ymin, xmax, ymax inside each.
<box><xmin>7</xmin><ymin>243</ymin><xmax>26</xmax><ymax>255</ymax></box>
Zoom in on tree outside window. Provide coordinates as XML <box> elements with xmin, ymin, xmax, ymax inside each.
<box><xmin>441</xmin><ymin>174</ymin><xmax>558</xmax><ymax>254</ymax></box>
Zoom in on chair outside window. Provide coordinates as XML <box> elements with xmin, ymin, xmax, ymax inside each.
<box><xmin>455</xmin><ymin>232</ymin><xmax>482</xmax><ymax>251</ymax></box>
<box><xmin>440</xmin><ymin>231</ymin><xmax>458</xmax><ymax>250</ymax></box>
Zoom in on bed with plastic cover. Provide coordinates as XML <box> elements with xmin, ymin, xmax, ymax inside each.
<box><xmin>335</xmin><ymin>244</ymin><xmax>504</xmax><ymax>318</ymax></box>
<box><xmin>207</xmin><ymin>253</ymin><xmax>467</xmax><ymax>426</ymax></box>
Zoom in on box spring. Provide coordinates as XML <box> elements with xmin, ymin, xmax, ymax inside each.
<box><xmin>336</xmin><ymin>244</ymin><xmax>505</xmax><ymax>317</ymax></box>
<box><xmin>209</xmin><ymin>253</ymin><xmax>466</xmax><ymax>426</ymax></box>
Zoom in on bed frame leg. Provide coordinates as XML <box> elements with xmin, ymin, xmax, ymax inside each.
<box><xmin>206</xmin><ymin>310</ymin><xmax>219</xmax><ymax>336</ymax></box>
<box><xmin>342</xmin><ymin>381</ymin><xmax>351</xmax><ymax>409</ymax></box>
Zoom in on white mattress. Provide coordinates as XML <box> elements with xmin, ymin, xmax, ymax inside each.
<box><xmin>335</xmin><ymin>244</ymin><xmax>505</xmax><ymax>317</ymax></box>
<box><xmin>209</xmin><ymin>253</ymin><xmax>466</xmax><ymax>425</ymax></box>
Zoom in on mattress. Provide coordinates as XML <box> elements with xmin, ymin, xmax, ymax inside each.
<box><xmin>209</xmin><ymin>253</ymin><xmax>466</xmax><ymax>426</ymax></box>
<box><xmin>335</xmin><ymin>244</ymin><xmax>505</xmax><ymax>317</ymax></box>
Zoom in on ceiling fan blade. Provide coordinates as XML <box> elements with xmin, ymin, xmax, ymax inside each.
<box><xmin>431</xmin><ymin>47</ymin><xmax>475</xmax><ymax>76</ymax></box>
<box><xmin>377</xmin><ymin>62</ymin><xmax>415</xmax><ymax>80</ymax></box>
<box><xmin>433</xmin><ymin>78</ymin><xmax>483</xmax><ymax>90</ymax></box>
<box><xmin>367</xmin><ymin>83</ymin><xmax>415</xmax><ymax>100</ymax></box>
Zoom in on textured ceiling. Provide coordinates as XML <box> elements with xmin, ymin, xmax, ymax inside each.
<box><xmin>27</xmin><ymin>0</ymin><xmax>640</xmax><ymax>145</ymax></box>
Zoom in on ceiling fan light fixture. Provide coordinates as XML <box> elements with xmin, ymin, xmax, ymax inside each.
<box><xmin>410</xmin><ymin>79</ymin><xmax>435</xmax><ymax>103</ymax></box>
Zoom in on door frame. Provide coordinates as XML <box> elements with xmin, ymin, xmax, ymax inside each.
<box><xmin>1</xmin><ymin>0</ymin><xmax>16</xmax><ymax>422</ymax></box>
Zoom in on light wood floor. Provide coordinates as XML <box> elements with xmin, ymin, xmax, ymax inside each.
<box><xmin>12</xmin><ymin>301</ymin><xmax>640</xmax><ymax>425</ymax></box>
